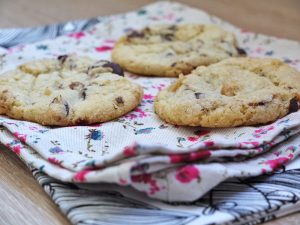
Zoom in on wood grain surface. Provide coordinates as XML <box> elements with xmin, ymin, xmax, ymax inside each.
<box><xmin>0</xmin><ymin>1</ymin><xmax>299</xmax><ymax>225</ymax></box>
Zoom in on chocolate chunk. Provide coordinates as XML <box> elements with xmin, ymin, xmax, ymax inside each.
<box><xmin>236</xmin><ymin>47</ymin><xmax>247</xmax><ymax>56</ymax></box>
<box><xmin>57</xmin><ymin>55</ymin><xmax>68</xmax><ymax>64</ymax></box>
<box><xmin>168</xmin><ymin>25</ymin><xmax>177</xmax><ymax>31</ymax></box>
<box><xmin>166</xmin><ymin>52</ymin><xmax>174</xmax><ymax>57</ymax></box>
<box><xmin>249</xmin><ymin>102</ymin><xmax>265</xmax><ymax>107</ymax></box>
<box><xmin>143</xmin><ymin>27</ymin><xmax>151</xmax><ymax>33</ymax></box>
<box><xmin>64</xmin><ymin>102</ymin><xmax>70</xmax><ymax>117</ymax></box>
<box><xmin>128</xmin><ymin>30</ymin><xmax>145</xmax><ymax>38</ymax></box>
<box><xmin>102</xmin><ymin>61</ymin><xmax>124</xmax><ymax>76</ymax></box>
<box><xmin>80</xmin><ymin>88</ymin><xmax>87</xmax><ymax>100</ymax></box>
<box><xmin>288</xmin><ymin>98</ymin><xmax>299</xmax><ymax>113</ymax></box>
<box><xmin>194</xmin><ymin>92</ymin><xmax>203</xmax><ymax>99</ymax></box>
<box><xmin>171</xmin><ymin>62</ymin><xmax>177</xmax><ymax>67</ymax></box>
<box><xmin>162</xmin><ymin>33</ymin><xmax>174</xmax><ymax>41</ymax></box>
<box><xmin>69</xmin><ymin>82</ymin><xmax>84</xmax><ymax>90</ymax></box>
<box><xmin>115</xmin><ymin>96</ymin><xmax>124</xmax><ymax>104</ymax></box>
<box><xmin>51</xmin><ymin>96</ymin><xmax>70</xmax><ymax>116</ymax></box>
<box><xmin>75</xmin><ymin>118</ymin><xmax>88</xmax><ymax>125</ymax></box>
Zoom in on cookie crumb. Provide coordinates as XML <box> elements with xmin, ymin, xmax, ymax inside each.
<box><xmin>80</xmin><ymin>88</ymin><xmax>87</xmax><ymax>100</ymax></box>
<box><xmin>102</xmin><ymin>61</ymin><xmax>124</xmax><ymax>76</ymax></box>
<box><xmin>236</xmin><ymin>47</ymin><xmax>247</xmax><ymax>56</ymax></box>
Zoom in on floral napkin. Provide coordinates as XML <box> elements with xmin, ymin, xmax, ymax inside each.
<box><xmin>0</xmin><ymin>1</ymin><xmax>300</xmax><ymax>202</ymax></box>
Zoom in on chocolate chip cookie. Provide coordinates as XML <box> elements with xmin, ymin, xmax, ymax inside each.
<box><xmin>0</xmin><ymin>55</ymin><xmax>143</xmax><ymax>125</ymax></box>
<box><xmin>112</xmin><ymin>24</ymin><xmax>245</xmax><ymax>77</ymax></box>
<box><xmin>154</xmin><ymin>58</ymin><xmax>300</xmax><ymax>127</ymax></box>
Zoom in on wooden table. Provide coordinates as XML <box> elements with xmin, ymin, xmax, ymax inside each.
<box><xmin>0</xmin><ymin>1</ymin><xmax>299</xmax><ymax>225</ymax></box>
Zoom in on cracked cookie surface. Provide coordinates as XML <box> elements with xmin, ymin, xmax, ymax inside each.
<box><xmin>0</xmin><ymin>55</ymin><xmax>143</xmax><ymax>126</ymax></box>
<box><xmin>112</xmin><ymin>24</ymin><xmax>245</xmax><ymax>77</ymax></box>
<box><xmin>154</xmin><ymin>58</ymin><xmax>300</xmax><ymax>127</ymax></box>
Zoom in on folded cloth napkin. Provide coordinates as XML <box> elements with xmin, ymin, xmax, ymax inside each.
<box><xmin>0</xmin><ymin>1</ymin><xmax>300</xmax><ymax>202</ymax></box>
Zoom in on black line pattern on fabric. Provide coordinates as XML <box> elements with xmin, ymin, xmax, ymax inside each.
<box><xmin>0</xmin><ymin>18</ymin><xmax>100</xmax><ymax>48</ymax></box>
<box><xmin>32</xmin><ymin>168</ymin><xmax>300</xmax><ymax>225</ymax></box>
<box><xmin>33</xmin><ymin>169</ymin><xmax>199</xmax><ymax>225</ymax></box>
<box><xmin>167</xmin><ymin>169</ymin><xmax>300</xmax><ymax>224</ymax></box>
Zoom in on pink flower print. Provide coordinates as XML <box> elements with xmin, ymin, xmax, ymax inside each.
<box><xmin>124</xmin><ymin>113</ymin><xmax>137</xmax><ymax>120</ymax></box>
<box><xmin>261</xmin><ymin>168</ymin><xmax>267</xmax><ymax>174</ymax></box>
<box><xmin>187</xmin><ymin>136</ymin><xmax>198</xmax><ymax>142</ymax></box>
<box><xmin>190</xmin><ymin>151</ymin><xmax>211</xmax><ymax>161</ymax></box>
<box><xmin>12</xmin><ymin>145</ymin><xmax>21</xmax><ymax>155</ymax></box>
<box><xmin>157</xmin><ymin>84</ymin><xmax>166</xmax><ymax>91</ymax></box>
<box><xmin>135</xmin><ymin>108</ymin><xmax>147</xmax><ymax>118</ymax></box>
<box><xmin>68</xmin><ymin>31</ymin><xmax>85</xmax><ymax>39</ymax></box>
<box><xmin>254</xmin><ymin>126</ymin><xmax>274</xmax><ymax>134</ymax></box>
<box><xmin>148</xmin><ymin>16</ymin><xmax>160</xmax><ymax>21</ymax></box>
<box><xmin>255</xmin><ymin>47</ymin><xmax>264</xmax><ymax>54</ymax></box>
<box><xmin>131</xmin><ymin>174</ymin><xmax>160</xmax><ymax>195</ymax></box>
<box><xmin>255</xmin><ymin>129</ymin><xmax>263</xmax><ymax>133</ymax></box>
<box><xmin>119</xmin><ymin>178</ymin><xmax>128</xmax><ymax>185</ymax></box>
<box><xmin>104</xmin><ymin>39</ymin><xmax>116</xmax><ymax>44</ymax></box>
<box><xmin>287</xmin><ymin>146</ymin><xmax>296</xmax><ymax>152</ymax></box>
<box><xmin>169</xmin><ymin>154</ymin><xmax>190</xmax><ymax>164</ymax></box>
<box><xmin>48</xmin><ymin>157</ymin><xmax>63</xmax><ymax>167</ymax></box>
<box><xmin>7</xmin><ymin>44</ymin><xmax>25</xmax><ymax>54</ymax></box>
<box><xmin>264</xmin><ymin>157</ymin><xmax>289</xmax><ymax>170</ymax></box>
<box><xmin>13</xmin><ymin>132</ymin><xmax>27</xmax><ymax>143</ymax></box>
<box><xmin>187</xmin><ymin>130</ymin><xmax>210</xmax><ymax>142</ymax></box>
<box><xmin>239</xmin><ymin>141</ymin><xmax>260</xmax><ymax>148</ymax></box>
<box><xmin>123</xmin><ymin>145</ymin><xmax>136</xmax><ymax>157</ymax></box>
<box><xmin>74</xmin><ymin>169</ymin><xmax>92</xmax><ymax>182</ymax></box>
<box><xmin>253</xmin><ymin>125</ymin><xmax>274</xmax><ymax>138</ymax></box>
<box><xmin>95</xmin><ymin>45</ymin><xmax>113</xmax><ymax>52</ymax></box>
<box><xmin>164</xmin><ymin>13</ymin><xmax>175</xmax><ymax>20</ymax></box>
<box><xmin>29</xmin><ymin>126</ymin><xmax>38</xmax><ymax>131</ymax></box>
<box><xmin>152</xmin><ymin>84</ymin><xmax>166</xmax><ymax>91</ymax></box>
<box><xmin>169</xmin><ymin>150</ymin><xmax>211</xmax><ymax>164</ymax></box>
<box><xmin>273</xmin><ymin>151</ymin><xmax>281</xmax><ymax>157</ymax></box>
<box><xmin>175</xmin><ymin>165</ymin><xmax>200</xmax><ymax>183</ymax></box>
<box><xmin>204</xmin><ymin>141</ymin><xmax>214</xmax><ymax>147</ymax></box>
<box><xmin>143</xmin><ymin>94</ymin><xmax>154</xmax><ymax>100</ymax></box>
<box><xmin>286</xmin><ymin>58</ymin><xmax>300</xmax><ymax>66</ymax></box>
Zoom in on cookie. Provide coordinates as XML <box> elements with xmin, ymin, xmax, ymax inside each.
<box><xmin>154</xmin><ymin>58</ymin><xmax>300</xmax><ymax>127</ymax></box>
<box><xmin>0</xmin><ymin>55</ymin><xmax>143</xmax><ymax>126</ymax></box>
<box><xmin>112</xmin><ymin>24</ymin><xmax>245</xmax><ymax>77</ymax></box>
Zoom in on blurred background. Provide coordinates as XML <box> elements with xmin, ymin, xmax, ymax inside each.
<box><xmin>0</xmin><ymin>0</ymin><xmax>299</xmax><ymax>41</ymax></box>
